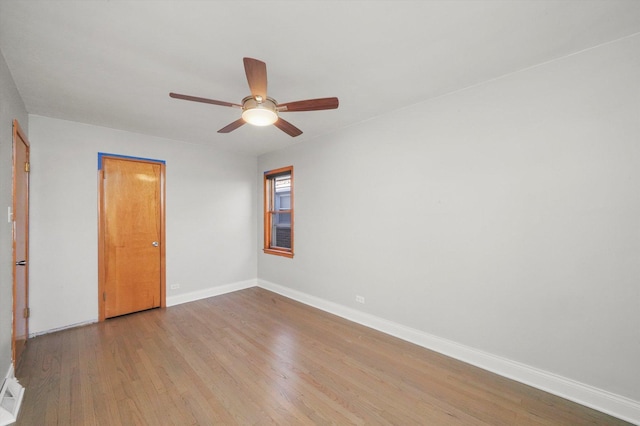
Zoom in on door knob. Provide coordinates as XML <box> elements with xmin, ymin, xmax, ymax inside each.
<box><xmin>16</xmin><ymin>260</ymin><xmax>26</xmax><ymax>266</ymax></box>
<box><xmin>152</xmin><ymin>241</ymin><xmax>159</xmax><ymax>247</ymax></box>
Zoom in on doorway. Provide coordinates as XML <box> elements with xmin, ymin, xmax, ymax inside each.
<box><xmin>98</xmin><ymin>154</ymin><xmax>166</xmax><ymax>320</ymax></box>
<box><xmin>12</xmin><ymin>120</ymin><xmax>30</xmax><ymax>367</ymax></box>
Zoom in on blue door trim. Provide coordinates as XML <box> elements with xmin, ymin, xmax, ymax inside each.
<box><xmin>98</xmin><ymin>152</ymin><xmax>166</xmax><ymax>170</ymax></box>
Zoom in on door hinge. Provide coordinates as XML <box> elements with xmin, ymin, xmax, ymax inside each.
<box><xmin>103</xmin><ymin>292</ymin><xmax>106</xmax><ymax>301</ymax></box>
<box><xmin>23</xmin><ymin>307</ymin><xmax>30</xmax><ymax>318</ymax></box>
<box><xmin>24</xmin><ymin>161</ymin><xmax>30</xmax><ymax>173</ymax></box>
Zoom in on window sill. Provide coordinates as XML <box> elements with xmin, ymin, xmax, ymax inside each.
<box><xmin>263</xmin><ymin>248</ymin><xmax>294</xmax><ymax>258</ymax></box>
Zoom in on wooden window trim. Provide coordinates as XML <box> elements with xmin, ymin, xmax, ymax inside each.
<box><xmin>264</xmin><ymin>165</ymin><xmax>294</xmax><ymax>258</ymax></box>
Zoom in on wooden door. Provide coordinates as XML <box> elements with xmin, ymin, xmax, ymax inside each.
<box><xmin>12</xmin><ymin>120</ymin><xmax>30</xmax><ymax>366</ymax></box>
<box><xmin>98</xmin><ymin>155</ymin><xmax>165</xmax><ymax>319</ymax></box>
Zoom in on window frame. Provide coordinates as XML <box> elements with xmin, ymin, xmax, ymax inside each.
<box><xmin>263</xmin><ymin>165</ymin><xmax>294</xmax><ymax>258</ymax></box>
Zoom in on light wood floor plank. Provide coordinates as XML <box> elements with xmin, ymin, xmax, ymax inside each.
<box><xmin>16</xmin><ymin>287</ymin><xmax>630</xmax><ymax>425</ymax></box>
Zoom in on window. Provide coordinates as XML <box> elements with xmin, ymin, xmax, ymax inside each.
<box><xmin>264</xmin><ymin>166</ymin><xmax>293</xmax><ymax>257</ymax></box>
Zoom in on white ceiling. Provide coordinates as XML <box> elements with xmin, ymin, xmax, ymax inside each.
<box><xmin>1</xmin><ymin>1</ymin><xmax>639</xmax><ymax>156</ymax></box>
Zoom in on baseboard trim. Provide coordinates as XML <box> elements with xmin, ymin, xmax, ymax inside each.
<box><xmin>257</xmin><ymin>279</ymin><xmax>640</xmax><ymax>425</ymax></box>
<box><xmin>29</xmin><ymin>280</ymin><xmax>258</xmax><ymax>337</ymax></box>
<box><xmin>29</xmin><ymin>319</ymin><xmax>98</xmax><ymax>338</ymax></box>
<box><xmin>166</xmin><ymin>279</ymin><xmax>257</xmax><ymax>307</ymax></box>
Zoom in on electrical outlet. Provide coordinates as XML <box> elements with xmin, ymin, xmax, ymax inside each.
<box><xmin>355</xmin><ymin>295</ymin><xmax>365</xmax><ymax>304</ymax></box>
<box><xmin>170</xmin><ymin>284</ymin><xmax>180</xmax><ymax>290</ymax></box>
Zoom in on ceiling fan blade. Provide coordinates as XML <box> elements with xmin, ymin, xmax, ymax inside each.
<box><xmin>243</xmin><ymin>57</ymin><xmax>267</xmax><ymax>100</ymax></box>
<box><xmin>217</xmin><ymin>118</ymin><xmax>246</xmax><ymax>133</ymax></box>
<box><xmin>170</xmin><ymin>92</ymin><xmax>241</xmax><ymax>108</ymax></box>
<box><xmin>273</xmin><ymin>117</ymin><xmax>303</xmax><ymax>137</ymax></box>
<box><xmin>277</xmin><ymin>97</ymin><xmax>339</xmax><ymax>112</ymax></box>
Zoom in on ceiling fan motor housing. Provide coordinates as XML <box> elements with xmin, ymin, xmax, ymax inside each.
<box><xmin>242</xmin><ymin>96</ymin><xmax>278</xmax><ymax>126</ymax></box>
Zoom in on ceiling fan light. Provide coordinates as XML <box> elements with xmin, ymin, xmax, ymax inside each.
<box><xmin>241</xmin><ymin>96</ymin><xmax>278</xmax><ymax>126</ymax></box>
<box><xmin>242</xmin><ymin>107</ymin><xmax>278</xmax><ymax>126</ymax></box>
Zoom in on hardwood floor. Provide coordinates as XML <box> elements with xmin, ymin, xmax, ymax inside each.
<box><xmin>16</xmin><ymin>287</ymin><xmax>629</xmax><ymax>425</ymax></box>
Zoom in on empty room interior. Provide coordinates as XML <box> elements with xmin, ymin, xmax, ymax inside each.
<box><xmin>0</xmin><ymin>1</ymin><xmax>639</xmax><ymax>424</ymax></box>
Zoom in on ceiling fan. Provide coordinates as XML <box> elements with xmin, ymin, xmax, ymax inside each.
<box><xmin>170</xmin><ymin>57</ymin><xmax>339</xmax><ymax>137</ymax></box>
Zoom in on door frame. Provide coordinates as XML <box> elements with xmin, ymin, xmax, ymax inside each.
<box><xmin>97</xmin><ymin>153</ymin><xmax>166</xmax><ymax>321</ymax></box>
<box><xmin>12</xmin><ymin>119</ymin><xmax>30</xmax><ymax>366</ymax></box>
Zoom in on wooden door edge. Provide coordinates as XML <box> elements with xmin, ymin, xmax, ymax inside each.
<box><xmin>97</xmin><ymin>168</ymin><xmax>106</xmax><ymax>321</ymax></box>
<box><xmin>11</xmin><ymin>119</ymin><xmax>30</xmax><ymax>365</ymax></box>
<box><xmin>159</xmin><ymin>163</ymin><xmax>166</xmax><ymax>308</ymax></box>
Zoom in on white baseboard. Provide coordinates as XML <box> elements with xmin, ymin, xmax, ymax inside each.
<box><xmin>28</xmin><ymin>279</ymin><xmax>259</xmax><ymax>337</ymax></box>
<box><xmin>29</xmin><ymin>319</ymin><xmax>98</xmax><ymax>338</ymax></box>
<box><xmin>257</xmin><ymin>279</ymin><xmax>640</xmax><ymax>425</ymax></box>
<box><xmin>166</xmin><ymin>279</ymin><xmax>257</xmax><ymax>307</ymax></box>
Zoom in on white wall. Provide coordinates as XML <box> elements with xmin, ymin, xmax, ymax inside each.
<box><xmin>258</xmin><ymin>32</ymin><xmax>640</xmax><ymax>406</ymax></box>
<box><xmin>0</xmin><ymin>50</ymin><xmax>28</xmax><ymax>376</ymax></box>
<box><xmin>28</xmin><ymin>116</ymin><xmax>257</xmax><ymax>334</ymax></box>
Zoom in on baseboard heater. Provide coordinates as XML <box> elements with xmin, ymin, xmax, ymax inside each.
<box><xmin>0</xmin><ymin>375</ymin><xmax>24</xmax><ymax>426</ymax></box>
